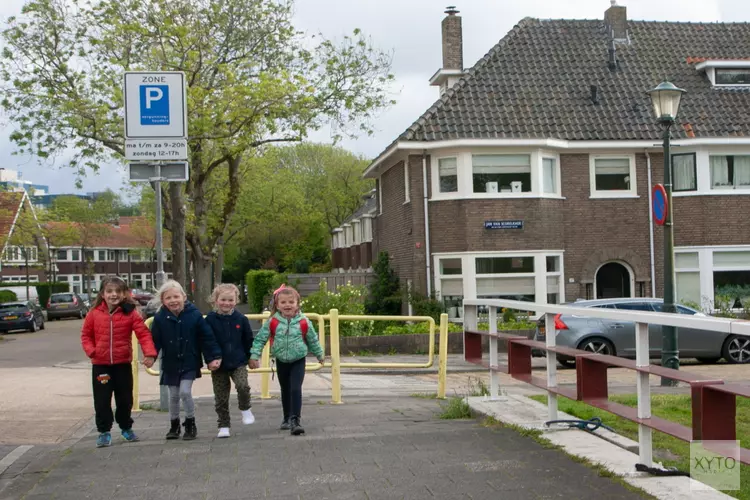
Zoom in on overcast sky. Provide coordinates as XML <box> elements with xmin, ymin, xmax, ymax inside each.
<box><xmin>0</xmin><ymin>0</ymin><xmax>749</xmax><ymax>197</ymax></box>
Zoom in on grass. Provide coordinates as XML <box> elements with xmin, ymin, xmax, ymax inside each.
<box><xmin>348</xmin><ymin>349</ymin><xmax>377</xmax><ymax>357</ymax></box>
<box><xmin>437</xmin><ymin>376</ymin><xmax>492</xmax><ymax>419</ymax></box>
<box><xmin>529</xmin><ymin>394</ymin><xmax>750</xmax><ymax>499</ymax></box>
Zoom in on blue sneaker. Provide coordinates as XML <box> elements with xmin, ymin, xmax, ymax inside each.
<box><xmin>96</xmin><ymin>432</ymin><xmax>111</xmax><ymax>448</ymax></box>
<box><xmin>121</xmin><ymin>429</ymin><xmax>139</xmax><ymax>442</ymax></box>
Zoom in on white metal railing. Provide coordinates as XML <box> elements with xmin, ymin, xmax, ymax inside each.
<box><xmin>462</xmin><ymin>298</ymin><xmax>750</xmax><ymax>468</ymax></box>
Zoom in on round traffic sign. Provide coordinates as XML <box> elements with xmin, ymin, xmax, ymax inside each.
<box><xmin>652</xmin><ymin>184</ymin><xmax>668</xmax><ymax>226</ymax></box>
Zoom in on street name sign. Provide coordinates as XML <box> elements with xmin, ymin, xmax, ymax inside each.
<box><xmin>128</xmin><ymin>162</ymin><xmax>189</xmax><ymax>182</ymax></box>
<box><xmin>124</xmin><ymin>72</ymin><xmax>187</xmax><ymax>139</ymax></box>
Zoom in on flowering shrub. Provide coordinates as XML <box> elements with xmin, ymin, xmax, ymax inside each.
<box><xmin>382</xmin><ymin>322</ymin><xmax>463</xmax><ymax>335</ymax></box>
<box><xmin>301</xmin><ymin>282</ymin><xmax>373</xmax><ymax>337</ymax></box>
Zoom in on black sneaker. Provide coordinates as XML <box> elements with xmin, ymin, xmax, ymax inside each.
<box><xmin>290</xmin><ymin>417</ymin><xmax>304</xmax><ymax>436</ymax></box>
<box><xmin>279</xmin><ymin>417</ymin><xmax>291</xmax><ymax>430</ymax></box>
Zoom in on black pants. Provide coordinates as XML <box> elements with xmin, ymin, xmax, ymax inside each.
<box><xmin>276</xmin><ymin>358</ymin><xmax>305</xmax><ymax>420</ymax></box>
<box><xmin>92</xmin><ymin>363</ymin><xmax>133</xmax><ymax>433</ymax></box>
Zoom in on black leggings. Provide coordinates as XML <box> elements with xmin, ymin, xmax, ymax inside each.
<box><xmin>276</xmin><ymin>358</ymin><xmax>306</xmax><ymax>419</ymax></box>
<box><xmin>92</xmin><ymin>363</ymin><xmax>133</xmax><ymax>433</ymax></box>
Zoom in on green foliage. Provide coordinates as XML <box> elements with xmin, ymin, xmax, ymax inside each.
<box><xmin>715</xmin><ymin>284</ymin><xmax>750</xmax><ymax>309</ymax></box>
<box><xmin>477</xmin><ymin>320</ymin><xmax>536</xmax><ymax>331</ymax></box>
<box><xmin>382</xmin><ymin>322</ymin><xmax>464</xmax><ymax>335</ymax></box>
<box><xmin>438</xmin><ymin>398</ymin><xmax>473</xmax><ymax>419</ymax></box>
<box><xmin>0</xmin><ymin>290</ymin><xmax>17</xmax><ymax>303</ymax></box>
<box><xmin>245</xmin><ymin>270</ymin><xmax>280</xmax><ymax>313</ymax></box>
<box><xmin>366</xmin><ymin>251</ymin><xmax>401</xmax><ymax>315</ymax></box>
<box><xmin>36</xmin><ymin>283</ymin><xmax>70</xmax><ymax>309</ymax></box>
<box><xmin>301</xmin><ymin>282</ymin><xmax>372</xmax><ymax>337</ymax></box>
<box><xmin>409</xmin><ymin>291</ymin><xmax>445</xmax><ymax>322</ymax></box>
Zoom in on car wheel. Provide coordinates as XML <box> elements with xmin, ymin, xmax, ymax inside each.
<box><xmin>558</xmin><ymin>358</ymin><xmax>576</xmax><ymax>369</ymax></box>
<box><xmin>29</xmin><ymin>319</ymin><xmax>38</xmax><ymax>333</ymax></box>
<box><xmin>722</xmin><ymin>335</ymin><xmax>750</xmax><ymax>364</ymax></box>
<box><xmin>578</xmin><ymin>337</ymin><xmax>615</xmax><ymax>356</ymax></box>
<box><xmin>39</xmin><ymin>319</ymin><xmax>45</xmax><ymax>330</ymax></box>
<box><xmin>696</xmin><ymin>357</ymin><xmax>720</xmax><ymax>364</ymax></box>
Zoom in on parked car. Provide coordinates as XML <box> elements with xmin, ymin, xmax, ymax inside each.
<box><xmin>46</xmin><ymin>292</ymin><xmax>88</xmax><ymax>320</ymax></box>
<box><xmin>130</xmin><ymin>289</ymin><xmax>154</xmax><ymax>306</ymax></box>
<box><xmin>0</xmin><ymin>301</ymin><xmax>45</xmax><ymax>333</ymax></box>
<box><xmin>79</xmin><ymin>293</ymin><xmax>92</xmax><ymax>309</ymax></box>
<box><xmin>531</xmin><ymin>297</ymin><xmax>750</xmax><ymax>366</ymax></box>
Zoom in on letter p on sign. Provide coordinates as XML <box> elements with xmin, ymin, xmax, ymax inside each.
<box><xmin>139</xmin><ymin>85</ymin><xmax>170</xmax><ymax>126</ymax></box>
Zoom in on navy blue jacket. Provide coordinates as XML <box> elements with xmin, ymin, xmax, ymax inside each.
<box><xmin>151</xmin><ymin>301</ymin><xmax>221</xmax><ymax>380</ymax></box>
<box><xmin>205</xmin><ymin>310</ymin><xmax>254</xmax><ymax>371</ymax></box>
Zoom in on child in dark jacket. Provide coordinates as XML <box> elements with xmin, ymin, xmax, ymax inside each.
<box><xmin>150</xmin><ymin>280</ymin><xmax>222</xmax><ymax>441</ymax></box>
<box><xmin>205</xmin><ymin>283</ymin><xmax>255</xmax><ymax>438</ymax></box>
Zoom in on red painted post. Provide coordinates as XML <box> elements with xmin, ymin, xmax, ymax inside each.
<box><xmin>464</xmin><ymin>330</ymin><xmax>483</xmax><ymax>364</ymax></box>
<box><xmin>700</xmin><ymin>387</ymin><xmax>737</xmax><ymax>442</ymax></box>
<box><xmin>508</xmin><ymin>340</ymin><xmax>532</xmax><ymax>376</ymax></box>
<box><xmin>576</xmin><ymin>358</ymin><xmax>609</xmax><ymax>401</ymax></box>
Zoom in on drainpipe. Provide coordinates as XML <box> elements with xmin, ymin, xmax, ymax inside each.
<box><xmin>422</xmin><ymin>151</ymin><xmax>432</xmax><ymax>295</ymax></box>
<box><xmin>646</xmin><ymin>150</ymin><xmax>656</xmax><ymax>298</ymax></box>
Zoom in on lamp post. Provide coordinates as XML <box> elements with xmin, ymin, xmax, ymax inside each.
<box><xmin>647</xmin><ymin>81</ymin><xmax>686</xmax><ymax>387</ymax></box>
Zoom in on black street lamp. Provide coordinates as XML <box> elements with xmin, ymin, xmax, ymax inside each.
<box><xmin>647</xmin><ymin>81</ymin><xmax>687</xmax><ymax>386</ymax></box>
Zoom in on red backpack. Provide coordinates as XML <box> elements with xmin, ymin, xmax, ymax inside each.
<box><xmin>269</xmin><ymin>316</ymin><xmax>309</xmax><ymax>349</ymax></box>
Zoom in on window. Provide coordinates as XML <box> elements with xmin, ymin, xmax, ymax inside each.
<box><xmin>97</xmin><ymin>250</ymin><xmax>106</xmax><ymax>261</ymax></box>
<box><xmin>709</xmin><ymin>155</ymin><xmax>750</xmax><ymax>189</ymax></box>
<box><xmin>591</xmin><ymin>157</ymin><xmax>635</xmax><ymax>195</ymax></box>
<box><xmin>672</xmin><ymin>154</ymin><xmax>696</xmax><ymax>191</ymax></box>
<box><xmin>472</xmin><ymin>154</ymin><xmax>531</xmax><ymax>193</ymax></box>
<box><xmin>403</xmin><ymin>163</ymin><xmax>410</xmax><ymax>203</ymax></box>
<box><xmin>438</xmin><ymin>158</ymin><xmax>458</xmax><ymax>193</ymax></box>
<box><xmin>615</xmin><ymin>302</ymin><xmax>653</xmax><ymax>311</ymax></box>
<box><xmin>716</xmin><ymin>68</ymin><xmax>750</xmax><ymax>85</ymax></box>
<box><xmin>476</xmin><ymin>256</ymin><xmax>534</xmax><ymax>274</ymax></box>
<box><xmin>440</xmin><ymin>258</ymin><xmax>462</xmax><ymax>275</ymax></box>
<box><xmin>542</xmin><ymin>158</ymin><xmax>557</xmax><ymax>194</ymax></box>
<box><xmin>84</xmin><ymin>250</ymin><xmax>94</xmax><ymax>261</ymax></box>
<box><xmin>71</xmin><ymin>250</ymin><xmax>80</xmax><ymax>261</ymax></box>
<box><xmin>118</xmin><ymin>250</ymin><xmax>128</xmax><ymax>260</ymax></box>
<box><xmin>56</xmin><ymin>250</ymin><xmax>67</xmax><ymax>260</ymax></box>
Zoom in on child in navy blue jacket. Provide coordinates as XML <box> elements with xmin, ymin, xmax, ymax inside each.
<box><xmin>206</xmin><ymin>283</ymin><xmax>255</xmax><ymax>438</ymax></box>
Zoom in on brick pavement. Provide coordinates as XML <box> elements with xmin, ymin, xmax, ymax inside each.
<box><xmin>1</xmin><ymin>396</ymin><xmax>649</xmax><ymax>500</ymax></box>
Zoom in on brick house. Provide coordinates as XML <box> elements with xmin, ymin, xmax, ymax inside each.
<box><xmin>331</xmin><ymin>189</ymin><xmax>376</xmax><ymax>272</ymax></box>
<box><xmin>0</xmin><ymin>191</ymin><xmax>49</xmax><ymax>284</ymax></box>
<box><xmin>360</xmin><ymin>4</ymin><xmax>750</xmax><ymax>319</ymax></box>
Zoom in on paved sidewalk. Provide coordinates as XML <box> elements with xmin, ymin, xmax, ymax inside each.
<box><xmin>1</xmin><ymin>396</ymin><xmax>648</xmax><ymax>500</ymax></box>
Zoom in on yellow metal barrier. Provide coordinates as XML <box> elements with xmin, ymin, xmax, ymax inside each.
<box><xmin>131</xmin><ymin>308</ymin><xmax>450</xmax><ymax>410</ymax></box>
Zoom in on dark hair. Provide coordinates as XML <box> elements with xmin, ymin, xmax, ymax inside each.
<box><xmin>93</xmin><ymin>276</ymin><xmax>138</xmax><ymax>310</ymax></box>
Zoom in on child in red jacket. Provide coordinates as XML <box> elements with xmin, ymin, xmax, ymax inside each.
<box><xmin>81</xmin><ymin>276</ymin><xmax>157</xmax><ymax>448</ymax></box>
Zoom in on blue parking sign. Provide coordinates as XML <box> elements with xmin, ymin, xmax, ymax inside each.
<box><xmin>139</xmin><ymin>85</ymin><xmax>170</xmax><ymax>125</ymax></box>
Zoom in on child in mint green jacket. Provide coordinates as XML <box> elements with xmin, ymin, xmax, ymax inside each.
<box><xmin>249</xmin><ymin>285</ymin><xmax>324</xmax><ymax>435</ymax></box>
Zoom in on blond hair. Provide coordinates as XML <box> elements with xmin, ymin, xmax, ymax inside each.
<box><xmin>157</xmin><ymin>279</ymin><xmax>186</xmax><ymax>302</ymax></box>
<box><xmin>210</xmin><ymin>283</ymin><xmax>240</xmax><ymax>310</ymax></box>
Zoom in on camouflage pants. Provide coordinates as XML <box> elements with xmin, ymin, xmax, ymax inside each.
<box><xmin>211</xmin><ymin>367</ymin><xmax>251</xmax><ymax>428</ymax></box>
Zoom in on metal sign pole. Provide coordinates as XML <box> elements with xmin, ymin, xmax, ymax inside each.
<box><xmin>153</xmin><ymin>163</ymin><xmax>166</xmax><ymax>290</ymax></box>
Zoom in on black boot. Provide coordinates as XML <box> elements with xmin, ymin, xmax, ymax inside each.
<box><xmin>290</xmin><ymin>416</ymin><xmax>304</xmax><ymax>436</ymax></box>
<box><xmin>166</xmin><ymin>419</ymin><xmax>181</xmax><ymax>440</ymax></box>
<box><xmin>183</xmin><ymin>418</ymin><xmax>197</xmax><ymax>440</ymax></box>
<box><xmin>279</xmin><ymin>417</ymin><xmax>291</xmax><ymax>430</ymax></box>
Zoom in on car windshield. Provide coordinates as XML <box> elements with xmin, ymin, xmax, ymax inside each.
<box><xmin>50</xmin><ymin>294</ymin><xmax>74</xmax><ymax>303</ymax></box>
<box><xmin>0</xmin><ymin>303</ymin><xmax>27</xmax><ymax>310</ymax></box>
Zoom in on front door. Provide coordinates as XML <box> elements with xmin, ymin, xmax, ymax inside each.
<box><xmin>596</xmin><ymin>262</ymin><xmax>631</xmax><ymax>299</ymax></box>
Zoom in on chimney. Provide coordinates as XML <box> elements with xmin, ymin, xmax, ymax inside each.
<box><xmin>442</xmin><ymin>6</ymin><xmax>463</xmax><ymax>70</ymax></box>
<box><xmin>430</xmin><ymin>6</ymin><xmax>467</xmax><ymax>96</ymax></box>
<box><xmin>604</xmin><ymin>0</ymin><xmax>628</xmax><ymax>41</ymax></box>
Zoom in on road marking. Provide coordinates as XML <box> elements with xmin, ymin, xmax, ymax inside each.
<box><xmin>0</xmin><ymin>445</ymin><xmax>33</xmax><ymax>475</ymax></box>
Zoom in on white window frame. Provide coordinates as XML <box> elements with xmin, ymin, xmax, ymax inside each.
<box><xmin>541</xmin><ymin>156</ymin><xmax>561</xmax><ymax>195</ymax></box>
<box><xmin>675</xmin><ymin>245</ymin><xmax>750</xmax><ymax>312</ymax></box>
<box><xmin>672</xmin><ymin>147</ymin><xmax>750</xmax><ymax>197</ymax></box>
<box><xmin>56</xmin><ymin>249</ymin><xmax>68</xmax><ymax>261</ymax></box>
<box><xmin>429</xmin><ymin>149</ymin><xmax>564</xmax><ymax>201</ymax></box>
<box><xmin>589</xmin><ymin>154</ymin><xmax>638</xmax><ymax>198</ymax></box>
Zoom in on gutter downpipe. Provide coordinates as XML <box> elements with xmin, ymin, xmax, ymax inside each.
<box><xmin>422</xmin><ymin>151</ymin><xmax>432</xmax><ymax>295</ymax></box>
<box><xmin>646</xmin><ymin>150</ymin><xmax>656</xmax><ymax>298</ymax></box>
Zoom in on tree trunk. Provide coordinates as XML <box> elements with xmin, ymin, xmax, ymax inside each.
<box><xmin>213</xmin><ymin>238</ymin><xmax>224</xmax><ymax>286</ymax></box>
<box><xmin>193</xmin><ymin>254</ymin><xmax>213</xmax><ymax>311</ymax></box>
<box><xmin>168</xmin><ymin>183</ymin><xmax>187</xmax><ymax>289</ymax></box>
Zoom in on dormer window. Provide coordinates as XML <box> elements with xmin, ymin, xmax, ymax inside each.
<box><xmin>696</xmin><ymin>60</ymin><xmax>750</xmax><ymax>87</ymax></box>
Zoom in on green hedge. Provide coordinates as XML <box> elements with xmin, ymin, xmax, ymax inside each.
<box><xmin>36</xmin><ymin>283</ymin><xmax>70</xmax><ymax>308</ymax></box>
<box><xmin>245</xmin><ymin>270</ymin><xmax>286</xmax><ymax>313</ymax></box>
<box><xmin>0</xmin><ymin>290</ymin><xmax>17</xmax><ymax>303</ymax></box>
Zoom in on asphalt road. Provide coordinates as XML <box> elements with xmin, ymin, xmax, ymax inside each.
<box><xmin>0</xmin><ymin>318</ymin><xmax>88</xmax><ymax>368</ymax></box>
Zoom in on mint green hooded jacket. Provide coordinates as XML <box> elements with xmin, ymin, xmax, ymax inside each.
<box><xmin>249</xmin><ymin>312</ymin><xmax>324</xmax><ymax>363</ymax></box>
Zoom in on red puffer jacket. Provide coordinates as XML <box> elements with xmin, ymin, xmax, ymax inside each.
<box><xmin>81</xmin><ymin>301</ymin><xmax>157</xmax><ymax>365</ymax></box>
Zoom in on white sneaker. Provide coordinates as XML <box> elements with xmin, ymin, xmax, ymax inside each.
<box><xmin>241</xmin><ymin>409</ymin><xmax>255</xmax><ymax>425</ymax></box>
<box><xmin>217</xmin><ymin>427</ymin><xmax>230</xmax><ymax>438</ymax></box>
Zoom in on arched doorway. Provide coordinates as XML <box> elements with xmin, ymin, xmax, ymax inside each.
<box><xmin>595</xmin><ymin>262</ymin><xmax>632</xmax><ymax>299</ymax></box>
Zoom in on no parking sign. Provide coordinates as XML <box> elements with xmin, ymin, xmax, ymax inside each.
<box><xmin>652</xmin><ymin>184</ymin><xmax>668</xmax><ymax>226</ymax></box>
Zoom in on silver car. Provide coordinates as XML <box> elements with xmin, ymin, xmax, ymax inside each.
<box><xmin>531</xmin><ymin>298</ymin><xmax>750</xmax><ymax>366</ymax></box>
